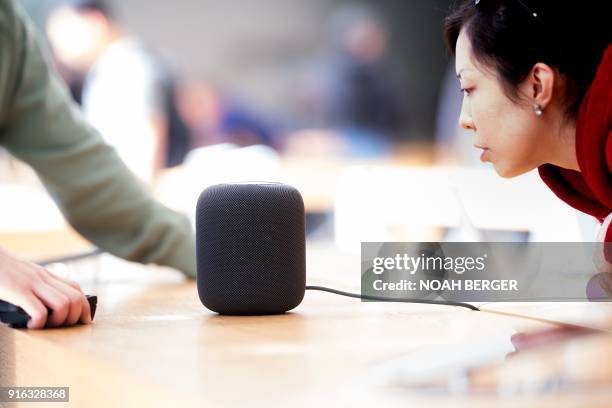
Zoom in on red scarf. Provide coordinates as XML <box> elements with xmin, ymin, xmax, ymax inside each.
<box><xmin>538</xmin><ymin>44</ymin><xmax>612</xmax><ymax>248</ymax></box>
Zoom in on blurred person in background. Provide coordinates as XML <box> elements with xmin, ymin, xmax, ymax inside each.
<box><xmin>0</xmin><ymin>0</ymin><xmax>195</xmax><ymax>329</ymax></box>
<box><xmin>177</xmin><ymin>82</ymin><xmax>277</xmax><ymax>150</ymax></box>
<box><xmin>46</xmin><ymin>0</ymin><xmax>190</xmax><ymax>183</ymax></box>
<box><xmin>323</xmin><ymin>5</ymin><xmax>410</xmax><ymax>156</ymax></box>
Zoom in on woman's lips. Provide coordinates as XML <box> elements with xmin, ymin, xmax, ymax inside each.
<box><xmin>480</xmin><ymin>149</ymin><xmax>490</xmax><ymax>162</ymax></box>
<box><xmin>475</xmin><ymin>145</ymin><xmax>490</xmax><ymax>162</ymax></box>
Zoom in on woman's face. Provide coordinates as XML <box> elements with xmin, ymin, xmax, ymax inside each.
<box><xmin>455</xmin><ymin>29</ymin><xmax>545</xmax><ymax>178</ymax></box>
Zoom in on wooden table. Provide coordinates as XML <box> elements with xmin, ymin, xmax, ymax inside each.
<box><xmin>1</xmin><ymin>243</ymin><xmax>611</xmax><ymax>407</ymax></box>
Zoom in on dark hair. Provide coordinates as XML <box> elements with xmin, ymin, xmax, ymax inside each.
<box><xmin>444</xmin><ymin>0</ymin><xmax>610</xmax><ymax>120</ymax></box>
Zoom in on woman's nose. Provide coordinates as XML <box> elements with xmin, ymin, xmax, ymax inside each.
<box><xmin>459</xmin><ymin>100</ymin><xmax>475</xmax><ymax>131</ymax></box>
<box><xmin>459</xmin><ymin>113</ymin><xmax>475</xmax><ymax>131</ymax></box>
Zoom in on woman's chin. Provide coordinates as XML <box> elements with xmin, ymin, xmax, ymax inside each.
<box><xmin>492</xmin><ymin>162</ymin><xmax>531</xmax><ymax>179</ymax></box>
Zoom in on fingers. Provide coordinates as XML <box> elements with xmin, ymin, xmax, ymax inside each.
<box><xmin>32</xmin><ymin>281</ymin><xmax>73</xmax><ymax>327</ymax></box>
<box><xmin>80</xmin><ymin>294</ymin><xmax>92</xmax><ymax>325</ymax></box>
<box><xmin>43</xmin><ymin>274</ymin><xmax>91</xmax><ymax>325</ymax></box>
<box><xmin>16</xmin><ymin>294</ymin><xmax>48</xmax><ymax>330</ymax></box>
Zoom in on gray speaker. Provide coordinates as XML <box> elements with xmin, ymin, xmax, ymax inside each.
<box><xmin>196</xmin><ymin>183</ymin><xmax>306</xmax><ymax>315</ymax></box>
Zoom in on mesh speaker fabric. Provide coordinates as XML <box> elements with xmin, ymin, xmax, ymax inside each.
<box><xmin>196</xmin><ymin>183</ymin><xmax>306</xmax><ymax>314</ymax></box>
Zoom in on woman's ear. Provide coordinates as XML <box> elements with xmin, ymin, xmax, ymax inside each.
<box><xmin>529</xmin><ymin>62</ymin><xmax>555</xmax><ymax>109</ymax></box>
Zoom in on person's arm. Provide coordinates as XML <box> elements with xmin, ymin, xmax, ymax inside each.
<box><xmin>0</xmin><ymin>1</ymin><xmax>195</xmax><ymax>278</ymax></box>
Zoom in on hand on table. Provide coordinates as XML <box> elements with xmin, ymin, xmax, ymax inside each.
<box><xmin>0</xmin><ymin>246</ymin><xmax>91</xmax><ymax>329</ymax></box>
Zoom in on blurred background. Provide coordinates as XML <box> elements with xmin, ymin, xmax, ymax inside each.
<box><xmin>24</xmin><ymin>0</ymin><xmax>452</xmax><ymax>142</ymax></box>
<box><xmin>0</xmin><ymin>0</ymin><xmax>600</xmax><ymax>262</ymax></box>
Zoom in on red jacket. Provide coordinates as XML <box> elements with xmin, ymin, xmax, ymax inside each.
<box><xmin>538</xmin><ymin>44</ymin><xmax>612</xmax><ymax>249</ymax></box>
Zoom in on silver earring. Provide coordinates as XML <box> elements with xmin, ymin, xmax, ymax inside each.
<box><xmin>534</xmin><ymin>104</ymin><xmax>543</xmax><ymax>116</ymax></box>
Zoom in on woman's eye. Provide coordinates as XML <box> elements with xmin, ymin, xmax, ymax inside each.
<box><xmin>460</xmin><ymin>87</ymin><xmax>472</xmax><ymax>96</ymax></box>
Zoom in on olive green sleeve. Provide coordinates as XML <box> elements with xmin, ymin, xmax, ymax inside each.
<box><xmin>0</xmin><ymin>1</ymin><xmax>196</xmax><ymax>278</ymax></box>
